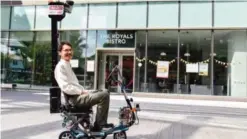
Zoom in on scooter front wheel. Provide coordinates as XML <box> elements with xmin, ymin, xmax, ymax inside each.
<box><xmin>113</xmin><ymin>131</ymin><xmax>126</xmax><ymax>139</ymax></box>
<box><xmin>59</xmin><ymin>131</ymin><xmax>75</xmax><ymax>139</ymax></box>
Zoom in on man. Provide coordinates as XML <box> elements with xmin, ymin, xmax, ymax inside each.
<box><xmin>54</xmin><ymin>41</ymin><xmax>113</xmax><ymax>131</ymax></box>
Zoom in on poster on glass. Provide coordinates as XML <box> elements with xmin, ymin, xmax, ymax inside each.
<box><xmin>156</xmin><ymin>61</ymin><xmax>169</xmax><ymax>78</ymax></box>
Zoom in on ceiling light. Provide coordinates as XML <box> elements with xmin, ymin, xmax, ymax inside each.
<box><xmin>160</xmin><ymin>52</ymin><xmax>166</xmax><ymax>56</ymax></box>
<box><xmin>184</xmin><ymin>53</ymin><xmax>190</xmax><ymax>57</ymax></box>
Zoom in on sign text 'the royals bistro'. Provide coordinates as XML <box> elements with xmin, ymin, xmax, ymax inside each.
<box><xmin>100</xmin><ymin>31</ymin><xmax>135</xmax><ymax>47</ymax></box>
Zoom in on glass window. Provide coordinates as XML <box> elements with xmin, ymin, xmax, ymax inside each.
<box><xmin>180</xmin><ymin>2</ymin><xmax>212</xmax><ymax>27</ymax></box>
<box><xmin>1</xmin><ymin>32</ymin><xmax>9</xmax><ymax>83</ymax></box>
<box><xmin>97</xmin><ymin>30</ymin><xmax>135</xmax><ymax>48</ymax></box>
<box><xmin>89</xmin><ymin>3</ymin><xmax>116</xmax><ymax>29</ymax></box>
<box><xmin>179</xmin><ymin>30</ymin><xmax>212</xmax><ymax>95</ymax></box>
<box><xmin>1</xmin><ymin>6</ymin><xmax>11</xmax><ymax>30</ymax></box>
<box><xmin>61</xmin><ymin>5</ymin><xmax>87</xmax><ymax>29</ymax></box>
<box><xmin>6</xmin><ymin>32</ymin><xmax>34</xmax><ymax>84</ymax></box>
<box><xmin>148</xmin><ymin>2</ymin><xmax>178</xmax><ymax>28</ymax></box>
<box><xmin>118</xmin><ymin>2</ymin><xmax>146</xmax><ymax>28</ymax></box>
<box><xmin>35</xmin><ymin>6</ymin><xmax>52</xmax><ymax>29</ymax></box>
<box><xmin>33</xmin><ymin>32</ymin><xmax>52</xmax><ymax>85</ymax></box>
<box><xmin>60</xmin><ymin>31</ymin><xmax>87</xmax><ymax>86</ymax></box>
<box><xmin>135</xmin><ymin>31</ymin><xmax>146</xmax><ymax>92</ymax></box>
<box><xmin>214</xmin><ymin>30</ymin><xmax>247</xmax><ymax>96</ymax></box>
<box><xmin>85</xmin><ymin>31</ymin><xmax>96</xmax><ymax>89</ymax></box>
<box><xmin>11</xmin><ymin>6</ymin><xmax>35</xmax><ymax>30</ymax></box>
<box><xmin>215</xmin><ymin>2</ymin><xmax>247</xmax><ymax>27</ymax></box>
<box><xmin>147</xmin><ymin>31</ymin><xmax>178</xmax><ymax>93</ymax></box>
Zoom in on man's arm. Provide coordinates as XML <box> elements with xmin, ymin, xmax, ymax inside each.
<box><xmin>55</xmin><ymin>65</ymin><xmax>82</xmax><ymax>95</ymax></box>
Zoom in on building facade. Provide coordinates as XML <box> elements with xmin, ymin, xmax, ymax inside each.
<box><xmin>1</xmin><ymin>0</ymin><xmax>247</xmax><ymax>97</ymax></box>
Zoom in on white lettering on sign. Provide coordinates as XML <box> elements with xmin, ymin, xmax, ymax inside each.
<box><xmin>48</xmin><ymin>5</ymin><xmax>64</xmax><ymax>15</ymax></box>
<box><xmin>100</xmin><ymin>33</ymin><xmax>134</xmax><ymax>45</ymax></box>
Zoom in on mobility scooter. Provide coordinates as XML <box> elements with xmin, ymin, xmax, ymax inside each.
<box><xmin>58</xmin><ymin>70</ymin><xmax>140</xmax><ymax>139</ymax></box>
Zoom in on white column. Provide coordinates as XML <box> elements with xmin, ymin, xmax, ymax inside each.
<box><xmin>227</xmin><ymin>31</ymin><xmax>247</xmax><ymax>97</ymax></box>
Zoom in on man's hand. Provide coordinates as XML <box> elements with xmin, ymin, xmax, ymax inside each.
<box><xmin>81</xmin><ymin>90</ymin><xmax>88</xmax><ymax>95</ymax></box>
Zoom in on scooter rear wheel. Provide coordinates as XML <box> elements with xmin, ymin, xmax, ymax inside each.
<box><xmin>113</xmin><ymin>131</ymin><xmax>126</xmax><ymax>139</ymax></box>
<box><xmin>59</xmin><ymin>131</ymin><xmax>75</xmax><ymax>139</ymax></box>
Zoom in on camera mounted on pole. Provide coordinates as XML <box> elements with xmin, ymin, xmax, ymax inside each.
<box><xmin>48</xmin><ymin>0</ymin><xmax>74</xmax><ymax>21</ymax></box>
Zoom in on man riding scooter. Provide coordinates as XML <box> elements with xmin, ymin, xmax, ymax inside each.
<box><xmin>54</xmin><ymin>41</ymin><xmax>114</xmax><ymax>132</ymax></box>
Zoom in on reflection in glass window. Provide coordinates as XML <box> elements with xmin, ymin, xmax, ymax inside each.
<box><xmin>214</xmin><ymin>30</ymin><xmax>247</xmax><ymax>96</ymax></box>
<box><xmin>179</xmin><ymin>30</ymin><xmax>212</xmax><ymax>95</ymax></box>
<box><xmin>6</xmin><ymin>32</ymin><xmax>34</xmax><ymax>84</ymax></box>
<box><xmin>180</xmin><ymin>2</ymin><xmax>212</xmax><ymax>27</ymax></box>
<box><xmin>1</xmin><ymin>32</ymin><xmax>9</xmax><ymax>82</ymax></box>
<box><xmin>34</xmin><ymin>32</ymin><xmax>52</xmax><ymax>85</ymax></box>
<box><xmin>118</xmin><ymin>2</ymin><xmax>146</xmax><ymax>28</ymax></box>
<box><xmin>215</xmin><ymin>2</ymin><xmax>247</xmax><ymax>27</ymax></box>
<box><xmin>86</xmin><ymin>31</ymin><xmax>96</xmax><ymax>58</ymax></box>
<box><xmin>1</xmin><ymin>6</ymin><xmax>11</xmax><ymax>30</ymax></box>
<box><xmin>61</xmin><ymin>5</ymin><xmax>87</xmax><ymax>29</ymax></box>
<box><xmin>11</xmin><ymin>6</ymin><xmax>35</xmax><ymax>30</ymax></box>
<box><xmin>148</xmin><ymin>2</ymin><xmax>178</xmax><ymax>28</ymax></box>
<box><xmin>85</xmin><ymin>31</ymin><xmax>96</xmax><ymax>89</ymax></box>
<box><xmin>60</xmin><ymin>31</ymin><xmax>87</xmax><ymax>86</ymax></box>
<box><xmin>89</xmin><ymin>3</ymin><xmax>116</xmax><ymax>29</ymax></box>
<box><xmin>35</xmin><ymin>6</ymin><xmax>52</xmax><ymax>29</ymax></box>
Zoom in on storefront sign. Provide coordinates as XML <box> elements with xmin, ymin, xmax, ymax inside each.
<box><xmin>156</xmin><ymin>61</ymin><xmax>169</xmax><ymax>78</ymax></box>
<box><xmin>186</xmin><ymin>63</ymin><xmax>198</xmax><ymax>73</ymax></box>
<box><xmin>99</xmin><ymin>31</ymin><xmax>135</xmax><ymax>47</ymax></box>
<box><xmin>199</xmin><ymin>63</ymin><xmax>208</xmax><ymax>76</ymax></box>
<box><xmin>87</xmin><ymin>60</ymin><xmax>95</xmax><ymax>72</ymax></box>
<box><xmin>106</xmin><ymin>33</ymin><xmax>134</xmax><ymax>45</ymax></box>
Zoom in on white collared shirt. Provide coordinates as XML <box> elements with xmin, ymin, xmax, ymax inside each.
<box><xmin>54</xmin><ymin>59</ymin><xmax>84</xmax><ymax>95</ymax></box>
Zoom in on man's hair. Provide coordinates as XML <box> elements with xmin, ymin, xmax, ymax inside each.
<box><xmin>58</xmin><ymin>41</ymin><xmax>72</xmax><ymax>52</ymax></box>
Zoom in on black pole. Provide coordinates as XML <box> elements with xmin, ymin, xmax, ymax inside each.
<box><xmin>49</xmin><ymin>17</ymin><xmax>61</xmax><ymax>114</ymax></box>
<box><xmin>51</xmin><ymin>18</ymin><xmax>58</xmax><ymax>87</ymax></box>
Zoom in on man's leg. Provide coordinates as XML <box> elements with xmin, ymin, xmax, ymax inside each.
<box><xmin>75</xmin><ymin>89</ymin><xmax>110</xmax><ymax>128</ymax></box>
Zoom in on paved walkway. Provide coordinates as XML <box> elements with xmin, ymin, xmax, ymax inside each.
<box><xmin>2</xmin><ymin>96</ymin><xmax>247</xmax><ymax>139</ymax></box>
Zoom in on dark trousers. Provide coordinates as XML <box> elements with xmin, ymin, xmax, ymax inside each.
<box><xmin>70</xmin><ymin>89</ymin><xmax>110</xmax><ymax>126</ymax></box>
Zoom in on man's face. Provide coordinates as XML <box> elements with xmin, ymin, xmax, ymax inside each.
<box><xmin>59</xmin><ymin>44</ymin><xmax>73</xmax><ymax>61</ymax></box>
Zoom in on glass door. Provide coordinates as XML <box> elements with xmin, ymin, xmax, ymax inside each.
<box><xmin>122</xmin><ymin>56</ymin><xmax>134</xmax><ymax>93</ymax></box>
<box><xmin>104</xmin><ymin>54</ymin><xmax>134</xmax><ymax>93</ymax></box>
<box><xmin>105</xmin><ymin>55</ymin><xmax>120</xmax><ymax>92</ymax></box>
